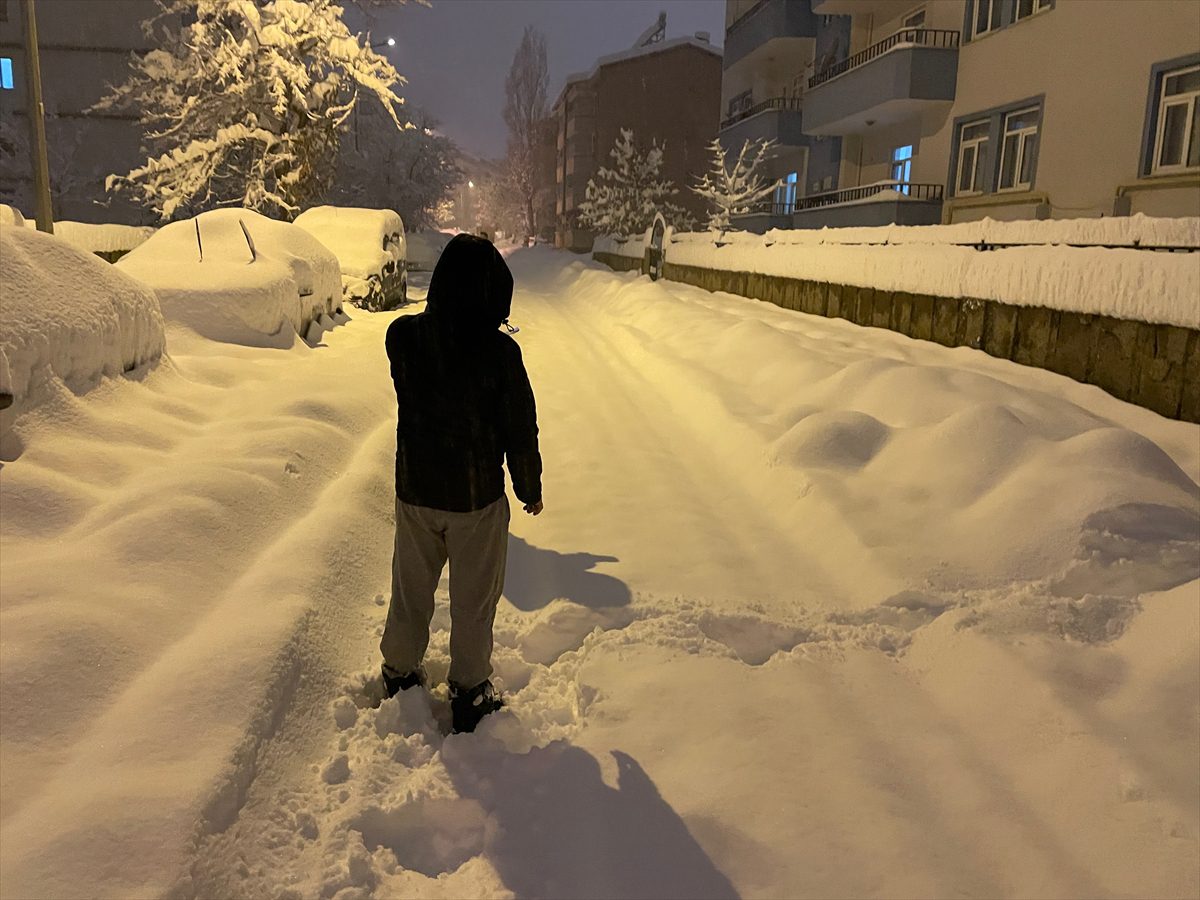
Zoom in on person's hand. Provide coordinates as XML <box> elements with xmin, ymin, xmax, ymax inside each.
<box><xmin>523</xmin><ymin>499</ymin><xmax>544</xmax><ymax>516</ymax></box>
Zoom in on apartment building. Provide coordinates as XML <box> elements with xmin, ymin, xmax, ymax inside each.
<box><xmin>0</xmin><ymin>0</ymin><xmax>160</xmax><ymax>224</ymax></box>
<box><xmin>552</xmin><ymin>30</ymin><xmax>723</xmax><ymax>251</ymax></box>
<box><xmin>718</xmin><ymin>0</ymin><xmax>851</xmax><ymax>231</ymax></box>
<box><xmin>729</xmin><ymin>0</ymin><xmax>1199</xmax><ymax>229</ymax></box>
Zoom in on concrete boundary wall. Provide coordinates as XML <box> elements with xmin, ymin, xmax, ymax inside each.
<box><xmin>591</xmin><ymin>251</ymin><xmax>1199</xmax><ymax>423</ymax></box>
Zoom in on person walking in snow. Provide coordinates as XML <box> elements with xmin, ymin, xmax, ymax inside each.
<box><xmin>381</xmin><ymin>233</ymin><xmax>543</xmax><ymax>734</ymax></box>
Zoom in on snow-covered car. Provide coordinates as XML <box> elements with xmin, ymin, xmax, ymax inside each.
<box><xmin>294</xmin><ymin>206</ymin><xmax>406</xmax><ymax>312</ymax></box>
<box><xmin>27</xmin><ymin>219</ymin><xmax>156</xmax><ymax>263</ymax></box>
<box><xmin>404</xmin><ymin>229</ymin><xmax>455</xmax><ymax>272</ymax></box>
<box><xmin>0</xmin><ymin>210</ymin><xmax>165</xmax><ymax>415</ymax></box>
<box><xmin>117</xmin><ymin>209</ymin><xmax>341</xmax><ymax>345</ymax></box>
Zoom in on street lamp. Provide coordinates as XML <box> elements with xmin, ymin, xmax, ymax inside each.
<box><xmin>372</xmin><ymin>37</ymin><xmax>396</xmax><ymax>49</ymax></box>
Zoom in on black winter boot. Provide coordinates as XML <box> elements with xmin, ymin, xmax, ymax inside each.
<box><xmin>450</xmin><ymin>679</ymin><xmax>504</xmax><ymax>733</ymax></box>
<box><xmin>382</xmin><ymin>664</ymin><xmax>426</xmax><ymax>699</ymax></box>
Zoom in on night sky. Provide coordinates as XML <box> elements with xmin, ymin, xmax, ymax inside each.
<box><xmin>367</xmin><ymin>0</ymin><xmax>726</xmax><ymax>159</ymax></box>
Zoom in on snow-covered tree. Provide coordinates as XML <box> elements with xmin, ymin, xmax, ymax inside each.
<box><xmin>691</xmin><ymin>138</ymin><xmax>782</xmax><ymax>231</ymax></box>
<box><xmin>577</xmin><ymin>129</ymin><xmax>694</xmax><ymax>237</ymax></box>
<box><xmin>331</xmin><ymin>106</ymin><xmax>461</xmax><ymax>231</ymax></box>
<box><xmin>96</xmin><ymin>0</ymin><xmax>410</xmax><ymax>220</ymax></box>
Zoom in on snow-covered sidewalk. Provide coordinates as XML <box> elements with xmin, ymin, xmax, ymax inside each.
<box><xmin>1</xmin><ymin>249</ymin><xmax>1196</xmax><ymax>899</ymax></box>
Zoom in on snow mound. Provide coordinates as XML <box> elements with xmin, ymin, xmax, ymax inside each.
<box><xmin>0</xmin><ymin>221</ymin><xmax>165</xmax><ymax>410</ymax></box>
<box><xmin>117</xmin><ymin>209</ymin><xmax>341</xmax><ymax>345</ymax></box>
<box><xmin>294</xmin><ymin>205</ymin><xmax>405</xmax><ymax>310</ymax></box>
<box><xmin>0</xmin><ymin>204</ymin><xmax>25</xmax><ymax>227</ymax></box>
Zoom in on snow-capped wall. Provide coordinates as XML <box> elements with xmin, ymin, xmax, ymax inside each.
<box><xmin>117</xmin><ymin>209</ymin><xmax>341</xmax><ymax>344</ymax></box>
<box><xmin>0</xmin><ymin>222</ymin><xmax>165</xmax><ymax>410</ymax></box>
<box><xmin>664</xmin><ymin>217</ymin><xmax>1200</xmax><ymax>330</ymax></box>
<box><xmin>29</xmin><ymin>220</ymin><xmax>156</xmax><ymax>259</ymax></box>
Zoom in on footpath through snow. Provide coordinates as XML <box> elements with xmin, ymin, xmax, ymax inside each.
<box><xmin>0</xmin><ymin>250</ymin><xmax>1197</xmax><ymax>899</ymax></box>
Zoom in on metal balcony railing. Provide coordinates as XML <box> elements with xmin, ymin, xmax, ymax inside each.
<box><xmin>808</xmin><ymin>28</ymin><xmax>959</xmax><ymax>89</ymax></box>
<box><xmin>794</xmin><ymin>181</ymin><xmax>944</xmax><ymax>210</ymax></box>
<box><xmin>719</xmin><ymin>96</ymin><xmax>802</xmax><ymax>132</ymax></box>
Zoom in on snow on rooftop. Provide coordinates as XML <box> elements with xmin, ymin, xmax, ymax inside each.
<box><xmin>554</xmin><ymin>35</ymin><xmax>721</xmax><ymax>107</ymax></box>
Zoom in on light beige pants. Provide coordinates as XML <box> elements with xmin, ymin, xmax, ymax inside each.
<box><xmin>381</xmin><ymin>495</ymin><xmax>509</xmax><ymax>690</ymax></box>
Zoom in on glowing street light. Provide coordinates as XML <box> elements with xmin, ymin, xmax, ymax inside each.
<box><xmin>468</xmin><ymin>180</ymin><xmax>475</xmax><ymax>189</ymax></box>
<box><xmin>371</xmin><ymin>37</ymin><xmax>396</xmax><ymax>49</ymax></box>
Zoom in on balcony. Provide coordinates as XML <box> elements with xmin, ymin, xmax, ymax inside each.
<box><xmin>803</xmin><ymin>28</ymin><xmax>959</xmax><ymax>136</ymax></box>
<box><xmin>724</xmin><ymin>0</ymin><xmax>819</xmax><ymax>70</ymax></box>
<box><xmin>733</xmin><ymin>181</ymin><xmax>944</xmax><ymax>231</ymax></box>
<box><xmin>810</xmin><ymin>0</ymin><xmax>906</xmax><ymax>15</ymax></box>
<box><xmin>719</xmin><ymin>97</ymin><xmax>806</xmax><ymax>148</ymax></box>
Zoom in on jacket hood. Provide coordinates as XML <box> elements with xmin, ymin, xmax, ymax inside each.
<box><xmin>425</xmin><ymin>234</ymin><xmax>514</xmax><ymax>333</ymax></box>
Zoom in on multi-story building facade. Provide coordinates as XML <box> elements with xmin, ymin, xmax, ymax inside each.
<box><xmin>727</xmin><ymin>0</ymin><xmax>1200</xmax><ymax>229</ymax></box>
<box><xmin>0</xmin><ymin>0</ymin><xmax>160</xmax><ymax>224</ymax></box>
<box><xmin>552</xmin><ymin>31</ymin><xmax>723</xmax><ymax>251</ymax></box>
<box><xmin>718</xmin><ymin>0</ymin><xmax>851</xmax><ymax>231</ymax></box>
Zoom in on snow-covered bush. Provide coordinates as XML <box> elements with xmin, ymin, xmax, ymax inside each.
<box><xmin>95</xmin><ymin>0</ymin><xmax>409</xmax><ymax>220</ymax></box>
<box><xmin>117</xmin><ymin>209</ymin><xmax>341</xmax><ymax>344</ymax></box>
<box><xmin>0</xmin><ymin>221</ymin><xmax>165</xmax><ymax>411</ymax></box>
<box><xmin>577</xmin><ymin>129</ymin><xmax>694</xmax><ymax>237</ymax></box>
<box><xmin>691</xmin><ymin>138</ymin><xmax>781</xmax><ymax>231</ymax></box>
<box><xmin>294</xmin><ymin>206</ymin><xmax>406</xmax><ymax>311</ymax></box>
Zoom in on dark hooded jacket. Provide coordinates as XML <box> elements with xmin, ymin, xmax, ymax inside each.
<box><xmin>385</xmin><ymin>234</ymin><xmax>542</xmax><ymax>513</ymax></box>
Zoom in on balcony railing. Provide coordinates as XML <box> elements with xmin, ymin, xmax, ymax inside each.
<box><xmin>720</xmin><ymin>96</ymin><xmax>802</xmax><ymax>132</ymax></box>
<box><xmin>796</xmin><ymin>181</ymin><xmax>943</xmax><ymax>209</ymax></box>
<box><xmin>809</xmin><ymin>28</ymin><xmax>959</xmax><ymax>89</ymax></box>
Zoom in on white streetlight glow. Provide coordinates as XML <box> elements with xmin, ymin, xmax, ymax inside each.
<box><xmin>468</xmin><ymin>180</ymin><xmax>475</xmax><ymax>189</ymax></box>
<box><xmin>387</xmin><ymin>37</ymin><xmax>396</xmax><ymax>47</ymax></box>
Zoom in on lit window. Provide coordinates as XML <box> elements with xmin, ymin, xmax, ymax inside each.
<box><xmin>774</xmin><ymin>171</ymin><xmax>798</xmax><ymax>213</ymax></box>
<box><xmin>998</xmin><ymin>107</ymin><xmax>1039</xmax><ymax>191</ymax></box>
<box><xmin>891</xmin><ymin>145</ymin><xmax>913</xmax><ymax>193</ymax></box>
<box><xmin>1152</xmin><ymin>64</ymin><xmax>1200</xmax><ymax>173</ymax></box>
<box><xmin>0</xmin><ymin>57</ymin><xmax>13</xmax><ymax>90</ymax></box>
<box><xmin>955</xmin><ymin>121</ymin><xmax>989</xmax><ymax>195</ymax></box>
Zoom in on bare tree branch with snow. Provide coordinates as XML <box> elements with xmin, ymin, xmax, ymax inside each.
<box><xmin>502</xmin><ymin>25</ymin><xmax>549</xmax><ymax>239</ymax></box>
<box><xmin>691</xmin><ymin>138</ymin><xmax>782</xmax><ymax>231</ymax></box>
<box><xmin>96</xmin><ymin>0</ymin><xmax>412</xmax><ymax>221</ymax></box>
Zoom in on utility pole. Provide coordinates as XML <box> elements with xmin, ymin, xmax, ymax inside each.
<box><xmin>20</xmin><ymin>0</ymin><xmax>53</xmax><ymax>234</ymax></box>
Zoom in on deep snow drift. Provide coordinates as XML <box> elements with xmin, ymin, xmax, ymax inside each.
<box><xmin>0</xmin><ymin>249</ymin><xmax>1196</xmax><ymax>899</ymax></box>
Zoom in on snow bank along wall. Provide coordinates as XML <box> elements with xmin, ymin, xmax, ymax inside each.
<box><xmin>592</xmin><ymin>222</ymin><xmax>1200</xmax><ymax>424</ymax></box>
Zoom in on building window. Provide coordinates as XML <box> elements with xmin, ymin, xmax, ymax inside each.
<box><xmin>1152</xmin><ymin>64</ymin><xmax>1200</xmax><ymax>173</ymax></box>
<box><xmin>0</xmin><ymin>57</ymin><xmax>13</xmax><ymax>91</ymax></box>
<box><xmin>902</xmin><ymin>7</ymin><xmax>926</xmax><ymax>29</ymax></box>
<box><xmin>891</xmin><ymin>145</ymin><xmax>913</xmax><ymax>193</ymax></box>
<box><xmin>955</xmin><ymin>121</ymin><xmax>989</xmax><ymax>195</ymax></box>
<box><xmin>971</xmin><ymin>0</ymin><xmax>1002</xmax><ymax>38</ymax></box>
<box><xmin>998</xmin><ymin>107</ymin><xmax>1039</xmax><ymax>190</ymax></box>
<box><xmin>727</xmin><ymin>89</ymin><xmax>752</xmax><ymax>119</ymax></box>
<box><xmin>1014</xmin><ymin>0</ymin><xmax>1052</xmax><ymax>21</ymax></box>
<box><xmin>775</xmin><ymin>171</ymin><xmax>798</xmax><ymax>213</ymax></box>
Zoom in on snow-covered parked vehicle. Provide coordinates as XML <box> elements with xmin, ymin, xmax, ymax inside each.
<box><xmin>294</xmin><ymin>206</ymin><xmax>407</xmax><ymax>312</ymax></box>
<box><xmin>0</xmin><ymin>208</ymin><xmax>166</xmax><ymax>415</ymax></box>
<box><xmin>117</xmin><ymin>209</ymin><xmax>342</xmax><ymax>345</ymax></box>
<box><xmin>404</xmin><ymin>229</ymin><xmax>454</xmax><ymax>272</ymax></box>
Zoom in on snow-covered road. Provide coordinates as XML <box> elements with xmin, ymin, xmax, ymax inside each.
<box><xmin>1</xmin><ymin>250</ymin><xmax>1197</xmax><ymax>899</ymax></box>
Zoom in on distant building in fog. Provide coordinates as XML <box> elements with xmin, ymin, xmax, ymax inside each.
<box><xmin>551</xmin><ymin>23</ymin><xmax>723</xmax><ymax>251</ymax></box>
<box><xmin>721</xmin><ymin>0</ymin><xmax>1199</xmax><ymax>232</ymax></box>
<box><xmin>0</xmin><ymin>0</ymin><xmax>160</xmax><ymax>224</ymax></box>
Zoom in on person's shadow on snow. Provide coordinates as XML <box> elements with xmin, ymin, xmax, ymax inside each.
<box><xmin>504</xmin><ymin>536</ymin><xmax>631</xmax><ymax>611</ymax></box>
<box><xmin>442</xmin><ymin>739</ymin><xmax>740</xmax><ymax>900</ymax></box>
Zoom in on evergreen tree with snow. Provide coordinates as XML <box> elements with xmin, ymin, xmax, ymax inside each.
<box><xmin>577</xmin><ymin>129</ymin><xmax>694</xmax><ymax>237</ymax></box>
<box><xmin>96</xmin><ymin>0</ymin><xmax>410</xmax><ymax>220</ymax></box>
<box><xmin>691</xmin><ymin>138</ymin><xmax>782</xmax><ymax>231</ymax></box>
